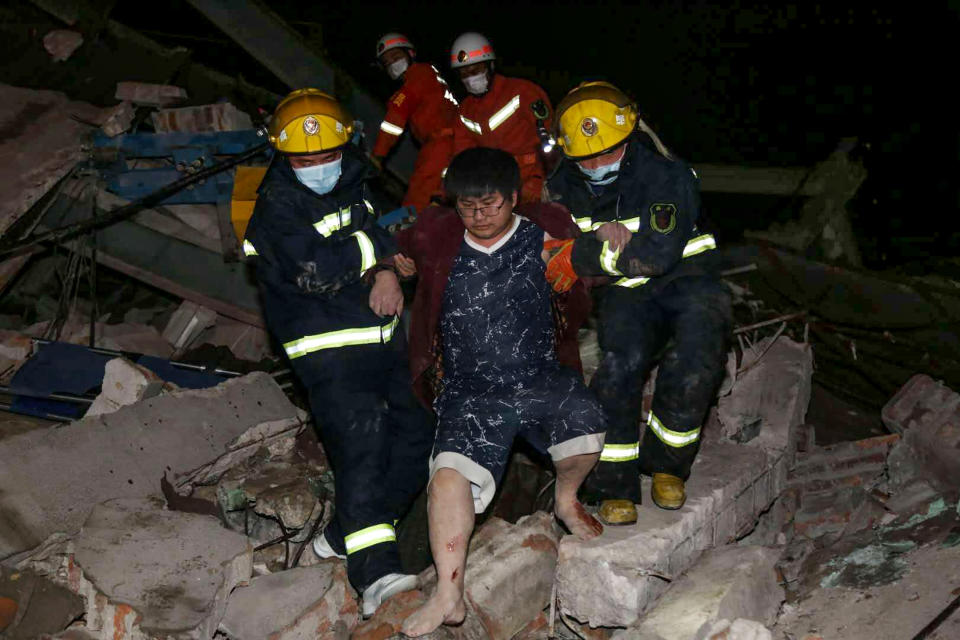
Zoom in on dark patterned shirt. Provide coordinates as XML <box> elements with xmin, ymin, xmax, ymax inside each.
<box><xmin>440</xmin><ymin>217</ymin><xmax>556</xmax><ymax>385</ymax></box>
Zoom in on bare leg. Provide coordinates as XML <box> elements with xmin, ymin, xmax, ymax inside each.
<box><xmin>401</xmin><ymin>468</ymin><xmax>472</xmax><ymax>636</ymax></box>
<box><xmin>554</xmin><ymin>452</ymin><xmax>604</xmax><ymax>539</ymax></box>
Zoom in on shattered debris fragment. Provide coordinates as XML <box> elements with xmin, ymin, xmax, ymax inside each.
<box><xmin>42</xmin><ymin>30</ymin><xmax>83</xmax><ymax>62</ymax></box>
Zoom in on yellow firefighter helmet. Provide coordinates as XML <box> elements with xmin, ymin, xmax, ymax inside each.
<box><xmin>267</xmin><ymin>89</ymin><xmax>353</xmax><ymax>155</ymax></box>
<box><xmin>555</xmin><ymin>82</ymin><xmax>638</xmax><ymax>159</ymax></box>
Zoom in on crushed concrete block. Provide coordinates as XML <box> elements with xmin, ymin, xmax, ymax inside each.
<box><xmin>718</xmin><ymin>336</ymin><xmax>812</xmax><ymax>457</ymax></box>
<box><xmin>198</xmin><ymin>316</ymin><xmax>274</xmax><ymax>362</ymax></box>
<box><xmin>0</xmin><ymin>372</ymin><xmax>303</xmax><ymax>560</ymax></box>
<box><xmin>219</xmin><ymin>563</ymin><xmax>357</xmax><ymax>639</ymax></box>
<box><xmin>42</xmin><ymin>30</ymin><xmax>83</xmax><ymax>61</ymax></box>
<box><xmin>98</xmin><ymin>101</ymin><xmax>135</xmax><ymax>137</ymax></box>
<box><xmin>617</xmin><ymin>546</ymin><xmax>782</xmax><ymax>640</ymax></box>
<box><xmin>880</xmin><ymin>374</ymin><xmax>960</xmax><ymax>493</ymax></box>
<box><xmin>418</xmin><ymin>512</ymin><xmax>561</xmax><ymax>640</ymax></box>
<box><xmin>69</xmin><ymin>498</ymin><xmax>251</xmax><ymax>639</ymax></box>
<box><xmin>84</xmin><ymin>357</ymin><xmax>170</xmax><ymax>418</ymax></box>
<box><xmin>151</xmin><ymin>102</ymin><xmax>253</xmax><ymax>133</ymax></box>
<box><xmin>558</xmin><ymin>440</ymin><xmax>783</xmax><ymax>628</ymax></box>
<box><xmin>114</xmin><ymin>82</ymin><xmax>187</xmax><ymax>107</ymax></box>
<box><xmin>162</xmin><ymin>301</ymin><xmax>218</xmax><ymax>351</ymax></box>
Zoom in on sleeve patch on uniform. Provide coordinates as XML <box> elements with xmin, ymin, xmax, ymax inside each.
<box><xmin>650</xmin><ymin>203</ymin><xmax>677</xmax><ymax>234</ymax></box>
<box><xmin>393</xmin><ymin>93</ymin><xmax>406</xmax><ymax>107</ymax></box>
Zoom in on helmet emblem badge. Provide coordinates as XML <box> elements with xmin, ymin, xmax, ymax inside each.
<box><xmin>457</xmin><ymin>50</ymin><xmax>468</xmax><ymax>63</ymax></box>
<box><xmin>580</xmin><ymin>118</ymin><xmax>598</xmax><ymax>137</ymax></box>
<box><xmin>303</xmin><ymin>116</ymin><xmax>320</xmax><ymax>135</ymax></box>
<box><xmin>616</xmin><ymin>113</ymin><xmax>626</xmax><ymax>126</ymax></box>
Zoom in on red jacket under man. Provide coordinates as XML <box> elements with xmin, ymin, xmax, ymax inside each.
<box><xmin>395</xmin><ymin>202</ymin><xmax>589</xmax><ymax>409</ymax></box>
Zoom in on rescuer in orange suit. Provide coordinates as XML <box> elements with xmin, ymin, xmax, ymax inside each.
<box><xmin>373</xmin><ymin>33</ymin><xmax>460</xmax><ymax>215</ymax></box>
<box><xmin>449</xmin><ymin>32</ymin><xmax>553</xmax><ymax>203</ymax></box>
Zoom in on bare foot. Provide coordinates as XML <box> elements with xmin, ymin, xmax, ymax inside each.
<box><xmin>401</xmin><ymin>590</ymin><xmax>466</xmax><ymax>637</ymax></box>
<box><xmin>556</xmin><ymin>499</ymin><xmax>604</xmax><ymax>540</ymax></box>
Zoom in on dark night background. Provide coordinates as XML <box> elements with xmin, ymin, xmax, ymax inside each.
<box><xmin>5</xmin><ymin>1</ymin><xmax>960</xmax><ymax>271</ymax></box>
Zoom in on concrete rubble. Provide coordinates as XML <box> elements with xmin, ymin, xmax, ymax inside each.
<box><xmin>162</xmin><ymin>300</ymin><xmax>218</xmax><ymax>352</ymax></box>
<box><xmin>42</xmin><ymin>30</ymin><xmax>84</xmax><ymax>62</ymax></box>
<box><xmin>558</xmin><ymin>337</ymin><xmax>810</xmax><ymax>628</ymax></box>
<box><xmin>0</xmin><ymin>372</ymin><xmax>304</xmax><ymax>560</ymax></box>
<box><xmin>219</xmin><ymin>563</ymin><xmax>358</xmax><ymax>639</ymax></box>
<box><xmin>83</xmin><ymin>357</ymin><xmax>172</xmax><ymax>418</ymax></box>
<box><xmin>114</xmin><ymin>81</ymin><xmax>188</xmax><ymax>107</ymax></box>
<box><xmin>613</xmin><ymin>545</ymin><xmax>783</xmax><ymax>640</ymax></box>
<box><xmin>25</xmin><ymin>497</ymin><xmax>252</xmax><ymax>640</ymax></box>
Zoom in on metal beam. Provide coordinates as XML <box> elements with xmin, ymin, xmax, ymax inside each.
<box><xmin>185</xmin><ymin>0</ymin><xmax>418</xmax><ymax>182</ymax></box>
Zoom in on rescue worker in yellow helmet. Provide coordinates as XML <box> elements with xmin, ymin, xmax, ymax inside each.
<box><xmin>243</xmin><ymin>89</ymin><xmax>434</xmax><ymax>616</ymax></box>
<box><xmin>543</xmin><ymin>82</ymin><xmax>732</xmax><ymax>521</ymax></box>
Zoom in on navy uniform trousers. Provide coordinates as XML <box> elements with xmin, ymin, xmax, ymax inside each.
<box><xmin>307</xmin><ymin>330</ymin><xmax>434</xmax><ymax>590</ymax></box>
<box><xmin>582</xmin><ymin>274</ymin><xmax>732</xmax><ymax>504</ymax></box>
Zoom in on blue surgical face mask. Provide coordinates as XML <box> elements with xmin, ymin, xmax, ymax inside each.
<box><xmin>293</xmin><ymin>156</ymin><xmax>342</xmax><ymax>195</ymax></box>
<box><xmin>579</xmin><ymin>157</ymin><xmax>622</xmax><ymax>185</ymax></box>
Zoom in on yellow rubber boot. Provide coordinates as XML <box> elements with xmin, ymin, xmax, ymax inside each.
<box><xmin>597</xmin><ymin>499</ymin><xmax>638</xmax><ymax>525</ymax></box>
<box><xmin>651</xmin><ymin>473</ymin><xmax>686</xmax><ymax>510</ymax></box>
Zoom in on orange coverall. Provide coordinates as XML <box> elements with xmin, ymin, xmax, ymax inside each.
<box><xmin>453</xmin><ymin>74</ymin><xmax>552</xmax><ymax>203</ymax></box>
<box><xmin>373</xmin><ymin>62</ymin><xmax>459</xmax><ymax>214</ymax></box>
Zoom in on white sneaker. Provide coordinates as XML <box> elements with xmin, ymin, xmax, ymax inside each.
<box><xmin>311</xmin><ymin>529</ymin><xmax>346</xmax><ymax>560</ymax></box>
<box><xmin>361</xmin><ymin>573</ymin><xmax>418</xmax><ymax>618</ymax></box>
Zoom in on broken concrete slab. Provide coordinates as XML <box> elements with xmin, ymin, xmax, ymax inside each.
<box><xmin>718</xmin><ymin>336</ymin><xmax>813</xmax><ymax>455</ymax></box>
<box><xmin>197</xmin><ymin>316</ymin><xmax>274</xmax><ymax>363</ymax></box>
<box><xmin>418</xmin><ymin>512</ymin><xmax>561</xmax><ymax>640</ymax></box>
<box><xmin>42</xmin><ymin>30</ymin><xmax>84</xmax><ymax>62</ymax></box>
<box><xmin>881</xmin><ymin>374</ymin><xmax>960</xmax><ymax>494</ymax></box>
<box><xmin>615</xmin><ymin>545</ymin><xmax>783</xmax><ymax>640</ymax></box>
<box><xmin>0</xmin><ymin>372</ymin><xmax>304</xmax><ymax>560</ymax></box>
<box><xmin>558</xmin><ymin>440</ymin><xmax>788</xmax><ymax>628</ymax></box>
<box><xmin>151</xmin><ymin>102</ymin><xmax>253</xmax><ymax>133</ymax></box>
<box><xmin>98</xmin><ymin>101</ymin><xmax>135</xmax><ymax>137</ymax></box>
<box><xmin>114</xmin><ymin>81</ymin><xmax>187</xmax><ymax>107</ymax></box>
<box><xmin>162</xmin><ymin>300</ymin><xmax>217</xmax><ymax>351</ymax></box>
<box><xmin>67</xmin><ymin>498</ymin><xmax>251</xmax><ymax>639</ymax></box>
<box><xmin>219</xmin><ymin>563</ymin><xmax>357</xmax><ymax>639</ymax></box>
<box><xmin>84</xmin><ymin>357</ymin><xmax>169</xmax><ymax>418</ymax></box>
<box><xmin>699</xmin><ymin>618</ymin><xmax>773</xmax><ymax>640</ymax></box>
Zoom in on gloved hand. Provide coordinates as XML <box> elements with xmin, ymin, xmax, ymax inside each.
<box><xmin>543</xmin><ymin>239</ymin><xmax>578</xmax><ymax>293</ymax></box>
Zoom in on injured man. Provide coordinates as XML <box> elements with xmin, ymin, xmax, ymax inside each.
<box><xmin>394</xmin><ymin>147</ymin><xmax>607</xmax><ymax>636</ymax></box>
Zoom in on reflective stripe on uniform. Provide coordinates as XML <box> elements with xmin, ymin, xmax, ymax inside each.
<box><xmin>344</xmin><ymin>523</ymin><xmax>396</xmax><ymax>554</ymax></box>
<box><xmin>460</xmin><ymin>115</ymin><xmax>482</xmax><ymax>135</ymax></box>
<box><xmin>600</xmin><ymin>240</ymin><xmax>622</xmax><ymax>276</ymax></box>
<box><xmin>363</xmin><ymin>199</ymin><xmax>375</xmax><ymax>214</ymax></box>
<box><xmin>599</xmin><ymin>442</ymin><xmax>640</xmax><ymax>462</ymax></box>
<box><xmin>612</xmin><ymin>233</ymin><xmax>717</xmax><ymax>288</ymax></box>
<box><xmin>283</xmin><ymin>315</ymin><xmax>399</xmax><ymax>359</ymax></box>
<box><xmin>647</xmin><ymin>411</ymin><xmax>700</xmax><ymax>448</ymax></box>
<box><xmin>488</xmin><ymin>94</ymin><xmax>521</xmax><ymax>131</ymax></box>
<box><xmin>380</xmin><ymin>120</ymin><xmax>404</xmax><ymax>136</ymax></box>
<box><xmin>242</xmin><ymin>239</ymin><xmax>258</xmax><ymax>256</ymax></box>
<box><xmin>352</xmin><ymin>231</ymin><xmax>376</xmax><ymax>273</ymax></box>
<box><xmin>570</xmin><ymin>214</ymin><xmax>640</xmax><ymax>233</ymax></box>
<box><xmin>620</xmin><ymin>216</ymin><xmax>641</xmax><ymax>232</ymax></box>
<box><xmin>314</xmin><ymin>208</ymin><xmax>352</xmax><ymax>237</ymax></box>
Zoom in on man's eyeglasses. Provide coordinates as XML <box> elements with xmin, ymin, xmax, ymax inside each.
<box><xmin>456</xmin><ymin>198</ymin><xmax>506</xmax><ymax>219</ymax></box>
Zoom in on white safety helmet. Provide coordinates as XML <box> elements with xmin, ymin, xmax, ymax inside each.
<box><xmin>450</xmin><ymin>32</ymin><xmax>496</xmax><ymax>69</ymax></box>
<box><xmin>376</xmin><ymin>32</ymin><xmax>414</xmax><ymax>58</ymax></box>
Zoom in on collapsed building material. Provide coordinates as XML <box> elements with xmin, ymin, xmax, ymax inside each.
<box><xmin>219</xmin><ymin>563</ymin><xmax>358</xmax><ymax>640</ymax></box>
<box><xmin>0</xmin><ymin>566</ymin><xmax>84</xmax><ymax>639</ymax></box>
<box><xmin>417</xmin><ymin>512</ymin><xmax>562</xmax><ymax>640</ymax></box>
<box><xmin>151</xmin><ymin>102</ymin><xmax>254</xmax><ymax>133</ymax></box>
<box><xmin>162</xmin><ymin>300</ymin><xmax>217</xmax><ymax>351</ymax></box>
<box><xmin>881</xmin><ymin>374</ymin><xmax>960</xmax><ymax>494</ymax></box>
<box><xmin>83</xmin><ymin>357</ymin><xmax>170</xmax><ymax>418</ymax></box>
<box><xmin>0</xmin><ymin>372</ymin><xmax>304</xmax><ymax>560</ymax></box>
<box><xmin>613</xmin><ymin>545</ymin><xmax>783</xmax><ymax>640</ymax></box>
<box><xmin>557</xmin><ymin>440</ymin><xmax>789</xmax><ymax>628</ymax></box>
<box><xmin>65</xmin><ymin>498</ymin><xmax>251</xmax><ymax>640</ymax></box>
<box><xmin>718</xmin><ymin>336</ymin><xmax>813</xmax><ymax>451</ymax></box>
<box><xmin>98</xmin><ymin>102</ymin><xmax>135</xmax><ymax>137</ymax></box>
<box><xmin>114</xmin><ymin>81</ymin><xmax>187</xmax><ymax>107</ymax></box>
<box><xmin>42</xmin><ymin>30</ymin><xmax>83</xmax><ymax>62</ymax></box>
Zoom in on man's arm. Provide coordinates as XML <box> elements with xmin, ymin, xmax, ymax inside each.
<box><xmin>570</xmin><ymin>166</ymin><xmax>698</xmax><ymax>278</ymax></box>
<box><xmin>372</xmin><ymin>83</ymin><xmax>418</xmax><ymax>158</ymax></box>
